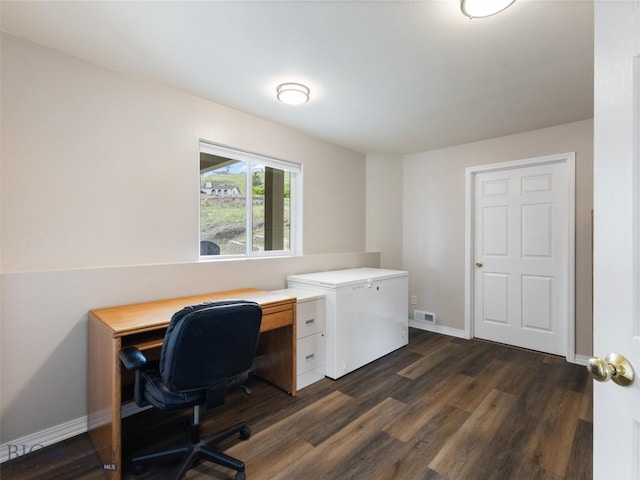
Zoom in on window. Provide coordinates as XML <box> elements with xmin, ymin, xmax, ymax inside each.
<box><xmin>199</xmin><ymin>142</ymin><xmax>301</xmax><ymax>257</ymax></box>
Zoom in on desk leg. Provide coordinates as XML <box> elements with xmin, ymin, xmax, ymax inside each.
<box><xmin>254</xmin><ymin>325</ymin><xmax>297</xmax><ymax>396</ymax></box>
<box><xmin>88</xmin><ymin>315</ymin><xmax>122</xmax><ymax>479</ymax></box>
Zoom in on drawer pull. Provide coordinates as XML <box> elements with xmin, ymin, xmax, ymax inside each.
<box><xmin>305</xmin><ymin>318</ymin><xmax>315</xmax><ymax>325</ymax></box>
<box><xmin>305</xmin><ymin>353</ymin><xmax>315</xmax><ymax>361</ymax></box>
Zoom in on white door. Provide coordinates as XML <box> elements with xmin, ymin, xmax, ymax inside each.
<box><xmin>592</xmin><ymin>1</ymin><xmax>640</xmax><ymax>478</ymax></box>
<box><xmin>471</xmin><ymin>155</ymin><xmax>574</xmax><ymax>357</ymax></box>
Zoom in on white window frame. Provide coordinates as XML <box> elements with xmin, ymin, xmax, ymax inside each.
<box><xmin>199</xmin><ymin>141</ymin><xmax>302</xmax><ymax>258</ymax></box>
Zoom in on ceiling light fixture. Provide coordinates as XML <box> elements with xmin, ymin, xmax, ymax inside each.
<box><xmin>460</xmin><ymin>0</ymin><xmax>516</xmax><ymax>19</ymax></box>
<box><xmin>277</xmin><ymin>83</ymin><xmax>310</xmax><ymax>105</ymax></box>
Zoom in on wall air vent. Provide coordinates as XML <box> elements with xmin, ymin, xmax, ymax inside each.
<box><xmin>414</xmin><ymin>310</ymin><xmax>435</xmax><ymax>323</ymax></box>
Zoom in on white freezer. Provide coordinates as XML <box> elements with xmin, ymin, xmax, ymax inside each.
<box><xmin>287</xmin><ymin>267</ymin><xmax>409</xmax><ymax>379</ymax></box>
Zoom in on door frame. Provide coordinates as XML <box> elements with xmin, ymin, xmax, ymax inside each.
<box><xmin>464</xmin><ymin>152</ymin><xmax>576</xmax><ymax>362</ymax></box>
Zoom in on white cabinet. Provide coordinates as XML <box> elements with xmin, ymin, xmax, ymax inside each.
<box><xmin>287</xmin><ymin>268</ymin><xmax>408</xmax><ymax>380</ymax></box>
<box><xmin>271</xmin><ymin>288</ymin><xmax>326</xmax><ymax>390</ymax></box>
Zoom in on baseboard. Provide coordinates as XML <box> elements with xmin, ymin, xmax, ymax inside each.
<box><xmin>1</xmin><ymin>416</ymin><xmax>88</xmax><ymax>464</ymax></box>
<box><xmin>0</xmin><ymin>401</ymin><xmax>154</xmax><ymax>464</ymax></box>
<box><xmin>409</xmin><ymin>319</ymin><xmax>466</xmax><ymax>339</ymax></box>
<box><xmin>409</xmin><ymin>321</ymin><xmax>590</xmax><ymax>366</ymax></box>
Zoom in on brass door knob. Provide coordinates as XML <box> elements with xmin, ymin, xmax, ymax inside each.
<box><xmin>475</xmin><ymin>261</ymin><xmax>483</xmax><ymax>267</ymax></box>
<box><xmin>587</xmin><ymin>353</ymin><xmax>635</xmax><ymax>386</ymax></box>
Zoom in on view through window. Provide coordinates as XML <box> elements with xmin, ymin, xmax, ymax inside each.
<box><xmin>200</xmin><ymin>143</ymin><xmax>300</xmax><ymax>257</ymax></box>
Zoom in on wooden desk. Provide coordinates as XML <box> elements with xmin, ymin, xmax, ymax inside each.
<box><xmin>87</xmin><ymin>288</ymin><xmax>297</xmax><ymax>479</ymax></box>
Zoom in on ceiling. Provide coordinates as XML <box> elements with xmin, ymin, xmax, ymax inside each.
<box><xmin>0</xmin><ymin>0</ymin><xmax>594</xmax><ymax>155</ymax></box>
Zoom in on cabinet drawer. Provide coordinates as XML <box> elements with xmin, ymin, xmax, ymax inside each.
<box><xmin>297</xmin><ymin>333</ymin><xmax>324</xmax><ymax>375</ymax></box>
<box><xmin>296</xmin><ymin>299</ymin><xmax>324</xmax><ymax>338</ymax></box>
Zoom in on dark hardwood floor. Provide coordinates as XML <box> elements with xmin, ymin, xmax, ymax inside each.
<box><xmin>1</xmin><ymin>329</ymin><xmax>593</xmax><ymax>480</ymax></box>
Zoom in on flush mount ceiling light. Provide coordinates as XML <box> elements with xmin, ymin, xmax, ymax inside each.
<box><xmin>277</xmin><ymin>83</ymin><xmax>310</xmax><ymax>105</ymax></box>
<box><xmin>460</xmin><ymin>0</ymin><xmax>516</xmax><ymax>19</ymax></box>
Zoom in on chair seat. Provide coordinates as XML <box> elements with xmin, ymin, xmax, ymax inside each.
<box><xmin>139</xmin><ymin>366</ymin><xmax>206</xmax><ymax>410</ymax></box>
<box><xmin>138</xmin><ymin>364</ymin><xmax>250</xmax><ymax>411</ymax></box>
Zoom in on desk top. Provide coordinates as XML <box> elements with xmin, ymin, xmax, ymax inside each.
<box><xmin>90</xmin><ymin>288</ymin><xmax>295</xmax><ymax>337</ymax></box>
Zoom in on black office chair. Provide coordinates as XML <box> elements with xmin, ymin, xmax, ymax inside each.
<box><xmin>119</xmin><ymin>300</ymin><xmax>262</xmax><ymax>480</ymax></box>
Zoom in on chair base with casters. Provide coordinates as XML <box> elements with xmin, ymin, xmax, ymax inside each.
<box><xmin>131</xmin><ymin>404</ymin><xmax>251</xmax><ymax>480</ymax></box>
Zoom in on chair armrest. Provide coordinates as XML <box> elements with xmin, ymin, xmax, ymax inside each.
<box><xmin>119</xmin><ymin>346</ymin><xmax>147</xmax><ymax>370</ymax></box>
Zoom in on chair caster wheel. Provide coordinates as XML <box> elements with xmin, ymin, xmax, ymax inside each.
<box><xmin>132</xmin><ymin>463</ymin><xmax>145</xmax><ymax>475</ymax></box>
<box><xmin>239</xmin><ymin>426</ymin><xmax>251</xmax><ymax>440</ymax></box>
<box><xmin>235</xmin><ymin>471</ymin><xmax>246</xmax><ymax>480</ymax></box>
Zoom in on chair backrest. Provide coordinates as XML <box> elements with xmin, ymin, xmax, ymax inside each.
<box><xmin>159</xmin><ymin>300</ymin><xmax>262</xmax><ymax>393</ymax></box>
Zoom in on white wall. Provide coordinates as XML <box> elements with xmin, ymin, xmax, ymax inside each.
<box><xmin>0</xmin><ymin>34</ymin><xmax>376</xmax><ymax>445</ymax></box>
<box><xmin>402</xmin><ymin>119</ymin><xmax>594</xmax><ymax>356</ymax></box>
<box><xmin>366</xmin><ymin>153</ymin><xmax>403</xmax><ymax>270</ymax></box>
<box><xmin>1</xmin><ymin>35</ymin><xmax>366</xmax><ymax>272</ymax></box>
